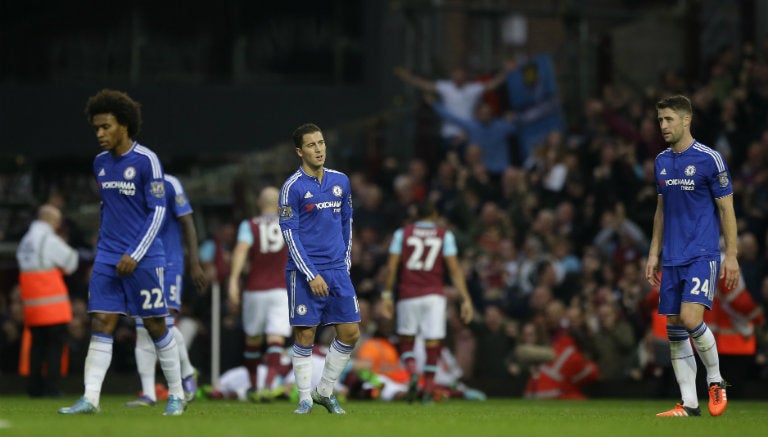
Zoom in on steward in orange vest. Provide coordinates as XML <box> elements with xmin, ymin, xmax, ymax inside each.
<box><xmin>703</xmin><ymin>273</ymin><xmax>765</xmax><ymax>394</ymax></box>
<box><xmin>16</xmin><ymin>204</ymin><xmax>79</xmax><ymax>397</ymax></box>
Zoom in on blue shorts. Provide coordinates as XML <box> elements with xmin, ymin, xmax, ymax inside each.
<box><xmin>658</xmin><ymin>259</ymin><xmax>719</xmax><ymax>315</ymax></box>
<box><xmin>164</xmin><ymin>266</ymin><xmax>183</xmax><ymax>313</ymax></box>
<box><xmin>89</xmin><ymin>262</ymin><xmax>169</xmax><ymax>318</ymax></box>
<box><xmin>287</xmin><ymin>268</ymin><xmax>360</xmax><ymax>327</ymax></box>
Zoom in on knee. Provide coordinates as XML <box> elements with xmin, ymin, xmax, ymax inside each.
<box><xmin>91</xmin><ymin>314</ymin><xmax>117</xmax><ymax>335</ymax></box>
<box><xmin>679</xmin><ymin>314</ymin><xmax>702</xmax><ymax>331</ymax></box>
<box><xmin>338</xmin><ymin>329</ymin><xmax>360</xmax><ymax>346</ymax></box>
<box><xmin>142</xmin><ymin>318</ymin><xmax>168</xmax><ymax>340</ymax></box>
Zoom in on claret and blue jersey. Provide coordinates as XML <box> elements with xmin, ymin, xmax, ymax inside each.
<box><xmin>655</xmin><ymin>141</ymin><xmax>732</xmax><ymax>266</ymax></box>
<box><xmin>93</xmin><ymin>142</ymin><xmax>166</xmax><ymax>268</ymax></box>
<box><xmin>278</xmin><ymin>166</ymin><xmax>352</xmax><ymax>280</ymax></box>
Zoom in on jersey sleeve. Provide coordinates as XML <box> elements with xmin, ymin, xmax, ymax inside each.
<box><xmin>342</xmin><ymin>175</ymin><xmax>353</xmax><ymax>271</ymax></box>
<box><xmin>388</xmin><ymin>228</ymin><xmax>404</xmax><ymax>255</ymax></box>
<box><xmin>443</xmin><ymin>230</ymin><xmax>458</xmax><ymax>257</ymax></box>
<box><xmin>279</xmin><ymin>179</ymin><xmax>318</xmax><ymax>281</ymax></box>
<box><xmin>127</xmin><ymin>153</ymin><xmax>166</xmax><ymax>262</ymax></box>
<box><xmin>707</xmin><ymin>150</ymin><xmax>733</xmax><ymax>199</ymax></box>
<box><xmin>237</xmin><ymin>219</ymin><xmax>254</xmax><ymax>245</ymax></box>
<box><xmin>166</xmin><ymin>175</ymin><xmax>193</xmax><ymax>218</ymax></box>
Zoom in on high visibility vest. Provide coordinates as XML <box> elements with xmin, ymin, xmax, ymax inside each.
<box><xmin>18</xmin><ymin>269</ymin><xmax>73</xmax><ymax>326</ymax></box>
<box><xmin>704</xmin><ymin>275</ymin><xmax>763</xmax><ymax>355</ymax></box>
<box><xmin>524</xmin><ymin>332</ymin><xmax>599</xmax><ymax>399</ymax></box>
<box><xmin>16</xmin><ymin>220</ymin><xmax>77</xmax><ymax>326</ymax></box>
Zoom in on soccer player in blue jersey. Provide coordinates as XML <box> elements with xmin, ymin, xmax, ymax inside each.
<box><xmin>279</xmin><ymin>123</ymin><xmax>360</xmax><ymax>414</ymax></box>
<box><xmin>645</xmin><ymin>95</ymin><xmax>738</xmax><ymax>418</ymax></box>
<box><xmin>126</xmin><ymin>173</ymin><xmax>208</xmax><ymax>407</ymax></box>
<box><xmin>58</xmin><ymin>89</ymin><xmax>186</xmax><ymax>416</ymax></box>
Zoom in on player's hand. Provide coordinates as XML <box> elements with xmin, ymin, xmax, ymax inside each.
<box><xmin>309</xmin><ymin>275</ymin><xmax>329</xmax><ymax>297</ymax></box>
<box><xmin>380</xmin><ymin>297</ymin><xmax>394</xmax><ymax>320</ymax></box>
<box><xmin>460</xmin><ymin>299</ymin><xmax>474</xmax><ymax>324</ymax></box>
<box><xmin>645</xmin><ymin>256</ymin><xmax>660</xmax><ymax>286</ymax></box>
<box><xmin>228</xmin><ymin>279</ymin><xmax>241</xmax><ymax>307</ymax></box>
<box><xmin>116</xmin><ymin>254</ymin><xmax>138</xmax><ymax>277</ymax></box>
<box><xmin>720</xmin><ymin>254</ymin><xmax>740</xmax><ymax>291</ymax></box>
<box><xmin>190</xmin><ymin>263</ymin><xmax>209</xmax><ymax>292</ymax></box>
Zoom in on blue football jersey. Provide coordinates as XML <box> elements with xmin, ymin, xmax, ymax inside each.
<box><xmin>654</xmin><ymin>141</ymin><xmax>732</xmax><ymax>266</ymax></box>
<box><xmin>93</xmin><ymin>142</ymin><xmax>166</xmax><ymax>268</ymax></box>
<box><xmin>159</xmin><ymin>174</ymin><xmax>194</xmax><ymax>269</ymax></box>
<box><xmin>278</xmin><ymin>167</ymin><xmax>353</xmax><ymax>280</ymax></box>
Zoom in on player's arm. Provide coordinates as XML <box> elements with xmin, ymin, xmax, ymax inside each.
<box><xmin>342</xmin><ymin>178</ymin><xmax>353</xmax><ymax>272</ymax></box>
<box><xmin>442</xmin><ymin>229</ymin><xmax>474</xmax><ymax>324</ymax></box>
<box><xmin>228</xmin><ymin>220</ymin><xmax>254</xmax><ymax>307</ymax></box>
<box><xmin>716</xmin><ymin>194</ymin><xmax>740</xmax><ymax>290</ymax></box>
<box><xmin>445</xmin><ymin>254</ymin><xmax>474</xmax><ymax>324</ymax></box>
<box><xmin>179</xmin><ymin>213</ymin><xmax>208</xmax><ymax>292</ymax></box>
<box><xmin>381</xmin><ymin>251</ymin><xmax>400</xmax><ymax>320</ymax></box>
<box><xmin>120</xmin><ymin>162</ymin><xmax>166</xmax><ymax>276</ymax></box>
<box><xmin>393</xmin><ymin>66</ymin><xmax>437</xmax><ymax>93</ymax></box>
<box><xmin>279</xmin><ymin>184</ymin><xmax>319</xmax><ymax>282</ymax></box>
<box><xmin>645</xmin><ymin>194</ymin><xmax>664</xmax><ymax>286</ymax></box>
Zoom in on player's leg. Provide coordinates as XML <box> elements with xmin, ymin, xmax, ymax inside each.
<box><xmin>292</xmin><ymin>327</ymin><xmax>316</xmax><ymax>413</ymax></box>
<box><xmin>287</xmin><ymin>270</ymin><xmax>321</xmax><ymax>413</ymax></box>
<box><xmin>396</xmin><ymin>297</ymin><xmax>422</xmax><ymax>402</ymax></box>
<box><xmin>130</xmin><ymin>267</ymin><xmax>184</xmax><ymax>415</ymax></box>
<box><xmin>656</xmin><ymin>266</ymin><xmax>700</xmax><ymax>417</ymax></box>
<box><xmin>262</xmin><ymin>289</ymin><xmax>292</xmax><ymax>399</ymax></box>
<box><xmin>59</xmin><ymin>265</ymin><xmax>124</xmax><ymax>414</ymax></box>
<box><xmin>241</xmin><ymin>292</ymin><xmax>264</xmax><ymax>396</ymax></box>
<box><xmin>165</xmin><ymin>271</ymin><xmax>197</xmax><ymax>402</ymax></box>
<box><xmin>419</xmin><ymin>295</ymin><xmax>447</xmax><ymax>403</ymax></box>
<box><xmin>680</xmin><ymin>260</ymin><xmax>726</xmax><ymax>416</ymax></box>
<box><xmin>126</xmin><ymin>316</ymin><xmax>158</xmax><ymax>406</ymax></box>
<box><xmin>312</xmin><ymin>270</ymin><xmax>360</xmax><ymax>414</ymax></box>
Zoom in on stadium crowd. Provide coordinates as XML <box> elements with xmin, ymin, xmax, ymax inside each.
<box><xmin>2</xmin><ymin>39</ymin><xmax>768</xmax><ymax>400</ymax></box>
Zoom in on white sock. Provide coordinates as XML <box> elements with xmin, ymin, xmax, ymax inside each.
<box><xmin>154</xmin><ymin>329</ymin><xmax>183</xmax><ymax>399</ymax></box>
<box><xmin>292</xmin><ymin>344</ymin><xmax>314</xmax><ymax>402</ymax></box>
<box><xmin>171</xmin><ymin>326</ymin><xmax>195</xmax><ymax>378</ymax></box>
<box><xmin>84</xmin><ymin>334</ymin><xmax>113</xmax><ymax>407</ymax></box>
<box><xmin>176</xmin><ymin>316</ymin><xmax>197</xmax><ymax>349</ymax></box>
<box><xmin>317</xmin><ymin>338</ymin><xmax>355</xmax><ymax>398</ymax></box>
<box><xmin>134</xmin><ymin>325</ymin><xmax>158</xmax><ymax>401</ymax></box>
<box><xmin>668</xmin><ymin>325</ymin><xmax>698</xmax><ymax>408</ymax></box>
<box><xmin>689</xmin><ymin>322</ymin><xmax>722</xmax><ymax>385</ymax></box>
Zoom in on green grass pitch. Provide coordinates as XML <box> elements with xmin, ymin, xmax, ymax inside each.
<box><xmin>1</xmin><ymin>396</ymin><xmax>767</xmax><ymax>437</ymax></box>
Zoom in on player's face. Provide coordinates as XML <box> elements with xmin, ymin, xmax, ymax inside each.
<box><xmin>657</xmin><ymin>107</ymin><xmax>688</xmax><ymax>146</ymax></box>
<box><xmin>297</xmin><ymin>131</ymin><xmax>326</xmax><ymax>170</ymax></box>
<box><xmin>91</xmin><ymin>113</ymin><xmax>130</xmax><ymax>154</ymax></box>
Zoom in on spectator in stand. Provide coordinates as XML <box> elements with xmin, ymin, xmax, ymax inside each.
<box><xmin>584</xmin><ymin>302</ymin><xmax>636</xmax><ymax>381</ymax></box>
<box><xmin>428</xmin><ymin>96</ymin><xmax>518</xmax><ymax>181</ymax></box>
<box><xmin>593</xmin><ymin>203</ymin><xmax>649</xmax><ymax>275</ymax></box>
<box><xmin>468</xmin><ymin>303</ymin><xmax>517</xmax><ymax>387</ymax></box>
<box><xmin>394</xmin><ymin>64</ymin><xmax>511</xmax><ymax>155</ymax></box>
